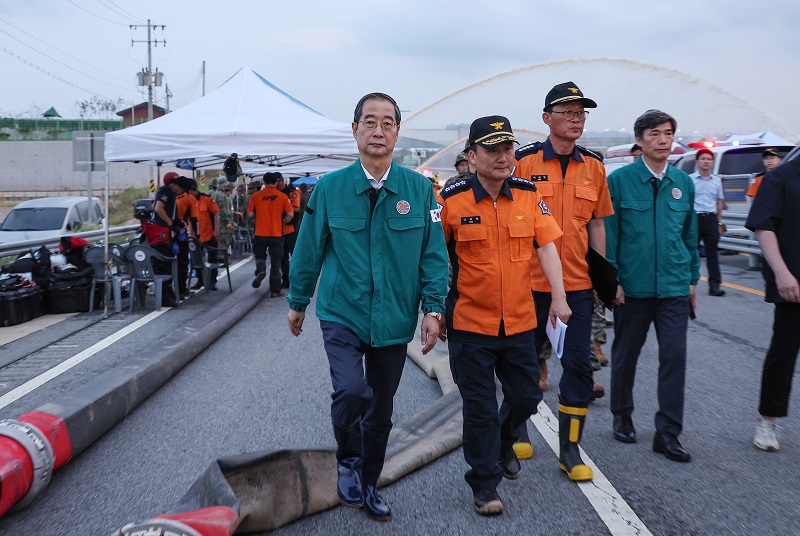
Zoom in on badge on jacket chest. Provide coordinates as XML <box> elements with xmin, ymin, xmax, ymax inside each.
<box><xmin>396</xmin><ymin>200</ymin><xmax>410</xmax><ymax>214</ymax></box>
<box><xmin>461</xmin><ymin>216</ymin><xmax>481</xmax><ymax>225</ymax></box>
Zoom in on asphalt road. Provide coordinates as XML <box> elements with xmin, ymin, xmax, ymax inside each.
<box><xmin>1</xmin><ymin>252</ymin><xmax>799</xmax><ymax>536</ymax></box>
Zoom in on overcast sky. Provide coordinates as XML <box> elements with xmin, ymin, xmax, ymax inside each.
<box><xmin>1</xmin><ymin>1</ymin><xmax>798</xmax><ymax>137</ymax></box>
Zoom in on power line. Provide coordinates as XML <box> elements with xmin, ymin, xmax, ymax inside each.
<box><xmin>0</xmin><ymin>27</ymin><xmax>134</xmax><ymax>91</ymax></box>
<box><xmin>94</xmin><ymin>0</ymin><xmax>141</xmax><ymax>24</ymax></box>
<box><xmin>65</xmin><ymin>0</ymin><xmax>128</xmax><ymax>26</ymax></box>
<box><xmin>0</xmin><ymin>44</ymin><xmax>114</xmax><ymax>100</ymax></box>
<box><xmin>101</xmin><ymin>0</ymin><xmax>145</xmax><ymax>23</ymax></box>
<box><xmin>0</xmin><ymin>16</ymin><xmax>132</xmax><ymax>84</ymax></box>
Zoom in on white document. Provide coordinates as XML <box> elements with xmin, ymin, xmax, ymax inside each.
<box><xmin>545</xmin><ymin>317</ymin><xmax>568</xmax><ymax>359</ymax></box>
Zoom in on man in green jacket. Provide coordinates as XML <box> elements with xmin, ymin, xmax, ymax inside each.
<box><xmin>286</xmin><ymin>93</ymin><xmax>448</xmax><ymax>522</ymax></box>
<box><xmin>605</xmin><ymin>109</ymin><xmax>699</xmax><ymax>463</ymax></box>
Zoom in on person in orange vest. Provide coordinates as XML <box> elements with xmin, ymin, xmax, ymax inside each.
<box><xmin>509</xmin><ymin>82</ymin><xmax>614</xmax><ymax>479</ymax></box>
<box><xmin>248</xmin><ymin>172</ymin><xmax>293</xmax><ymax>296</ymax></box>
<box><xmin>747</xmin><ymin>148</ymin><xmax>783</xmax><ymax>200</ymax></box>
<box><xmin>280</xmin><ymin>177</ymin><xmax>302</xmax><ymax>289</ymax></box>
<box><xmin>438</xmin><ymin>115</ymin><xmax>570</xmax><ymax>514</ymax></box>
<box><xmin>186</xmin><ymin>179</ymin><xmax>221</xmax><ymax>290</ymax></box>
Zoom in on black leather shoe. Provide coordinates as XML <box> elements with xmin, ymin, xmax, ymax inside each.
<box><xmin>653</xmin><ymin>432</ymin><xmax>691</xmax><ymax>462</ymax></box>
<box><xmin>498</xmin><ymin>447</ymin><xmax>521</xmax><ymax>479</ymax></box>
<box><xmin>613</xmin><ymin>415</ymin><xmax>636</xmax><ymax>443</ymax></box>
<box><xmin>363</xmin><ymin>485</ymin><xmax>391</xmax><ymax>521</ymax></box>
<box><xmin>336</xmin><ymin>461</ymin><xmax>363</xmax><ymax>508</ymax></box>
<box><xmin>709</xmin><ymin>288</ymin><xmax>726</xmax><ymax>297</ymax></box>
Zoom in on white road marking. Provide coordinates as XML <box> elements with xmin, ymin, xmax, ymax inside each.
<box><xmin>0</xmin><ymin>256</ymin><xmax>251</xmax><ymax>411</ymax></box>
<box><xmin>531</xmin><ymin>404</ymin><xmax>654</xmax><ymax>536</ymax></box>
<box><xmin>0</xmin><ymin>310</ymin><xmax>168</xmax><ymax>410</ymax></box>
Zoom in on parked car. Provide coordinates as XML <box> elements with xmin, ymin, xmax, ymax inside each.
<box><xmin>672</xmin><ymin>141</ymin><xmax>794</xmax><ymax>203</ymax></box>
<box><xmin>0</xmin><ymin>196</ymin><xmax>104</xmax><ymax>244</ymax></box>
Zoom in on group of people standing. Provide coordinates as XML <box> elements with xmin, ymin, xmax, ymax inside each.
<box><xmin>280</xmin><ymin>86</ymin><xmax>799</xmax><ymax>519</ymax></box>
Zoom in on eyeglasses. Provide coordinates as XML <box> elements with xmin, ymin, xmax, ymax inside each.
<box><xmin>359</xmin><ymin>119</ymin><xmax>397</xmax><ymax>131</ymax></box>
<box><xmin>549</xmin><ymin>110</ymin><xmax>589</xmax><ymax>120</ymax></box>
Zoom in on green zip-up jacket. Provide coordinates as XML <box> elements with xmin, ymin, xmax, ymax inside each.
<box><xmin>287</xmin><ymin>160</ymin><xmax>448</xmax><ymax>347</ymax></box>
<box><xmin>605</xmin><ymin>158</ymin><xmax>700</xmax><ymax>299</ymax></box>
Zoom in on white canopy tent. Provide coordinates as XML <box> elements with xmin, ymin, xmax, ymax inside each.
<box><xmin>725</xmin><ymin>131</ymin><xmax>795</xmax><ymax>147</ymax></box>
<box><xmin>104</xmin><ymin>66</ymin><xmax>358</xmax><ymax>173</ymax></box>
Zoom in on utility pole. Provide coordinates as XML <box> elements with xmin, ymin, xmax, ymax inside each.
<box><xmin>202</xmin><ymin>60</ymin><xmax>206</xmax><ymax>96</ymax></box>
<box><xmin>130</xmin><ymin>19</ymin><xmax>165</xmax><ymax>122</ymax></box>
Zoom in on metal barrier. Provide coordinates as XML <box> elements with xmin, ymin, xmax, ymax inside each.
<box><xmin>0</xmin><ymin>225</ymin><xmax>139</xmax><ymax>262</ymax></box>
<box><xmin>719</xmin><ymin>210</ymin><xmax>761</xmax><ymax>269</ymax></box>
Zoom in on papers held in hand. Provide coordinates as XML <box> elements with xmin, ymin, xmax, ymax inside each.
<box><xmin>588</xmin><ymin>247</ymin><xmax>618</xmax><ymax>309</ymax></box>
<box><xmin>546</xmin><ymin>317</ymin><xmax>568</xmax><ymax>359</ymax></box>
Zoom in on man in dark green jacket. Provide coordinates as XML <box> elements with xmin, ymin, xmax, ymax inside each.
<box><xmin>287</xmin><ymin>93</ymin><xmax>448</xmax><ymax>522</ymax></box>
<box><xmin>605</xmin><ymin>109</ymin><xmax>699</xmax><ymax>463</ymax></box>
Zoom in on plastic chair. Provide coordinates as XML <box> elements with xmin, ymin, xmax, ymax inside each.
<box><xmin>84</xmin><ymin>246</ymin><xmax>132</xmax><ymax>313</ymax></box>
<box><xmin>124</xmin><ymin>243</ymin><xmax>179</xmax><ymax>311</ymax></box>
<box><xmin>231</xmin><ymin>226</ymin><xmax>252</xmax><ymax>259</ymax></box>
<box><xmin>187</xmin><ymin>239</ymin><xmax>233</xmax><ymax>293</ymax></box>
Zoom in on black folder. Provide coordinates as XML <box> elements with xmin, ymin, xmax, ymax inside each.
<box><xmin>587</xmin><ymin>247</ymin><xmax>618</xmax><ymax>309</ymax></box>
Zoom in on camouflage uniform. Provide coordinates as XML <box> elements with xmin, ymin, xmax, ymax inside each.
<box><xmin>212</xmin><ymin>178</ymin><xmax>234</xmax><ymax>255</ymax></box>
<box><xmin>590</xmin><ymin>303</ymin><xmax>608</xmax><ymax>370</ymax></box>
<box><xmin>443</xmin><ymin>170</ymin><xmax>472</xmax><ymax>190</ymax></box>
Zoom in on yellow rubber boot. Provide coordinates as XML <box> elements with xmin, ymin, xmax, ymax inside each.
<box><xmin>558</xmin><ymin>404</ymin><xmax>593</xmax><ymax>481</ymax></box>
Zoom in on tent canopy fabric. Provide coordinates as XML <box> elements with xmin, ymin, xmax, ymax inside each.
<box><xmin>725</xmin><ymin>131</ymin><xmax>795</xmax><ymax>147</ymax></box>
<box><xmin>104</xmin><ymin>67</ymin><xmax>358</xmax><ymax>173</ymax></box>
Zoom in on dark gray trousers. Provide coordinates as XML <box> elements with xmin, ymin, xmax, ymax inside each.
<box><xmin>610</xmin><ymin>296</ymin><xmax>689</xmax><ymax>437</ymax></box>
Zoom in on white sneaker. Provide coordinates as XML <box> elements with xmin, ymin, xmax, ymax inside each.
<box><xmin>753</xmin><ymin>418</ymin><xmax>780</xmax><ymax>452</ymax></box>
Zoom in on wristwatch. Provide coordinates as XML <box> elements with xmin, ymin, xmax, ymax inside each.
<box><xmin>426</xmin><ymin>311</ymin><xmax>443</xmax><ymax>321</ymax></box>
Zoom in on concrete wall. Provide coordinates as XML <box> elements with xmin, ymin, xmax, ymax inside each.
<box><xmin>0</xmin><ymin>141</ymin><xmax>180</xmax><ymax>194</ymax></box>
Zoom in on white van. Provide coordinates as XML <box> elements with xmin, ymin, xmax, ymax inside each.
<box><xmin>0</xmin><ymin>196</ymin><xmax>104</xmax><ymax>244</ymax></box>
<box><xmin>672</xmin><ymin>142</ymin><xmax>794</xmax><ymax>202</ymax></box>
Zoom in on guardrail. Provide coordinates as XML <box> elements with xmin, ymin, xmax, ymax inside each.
<box><xmin>719</xmin><ymin>210</ymin><xmax>760</xmax><ymax>269</ymax></box>
<box><xmin>0</xmin><ymin>225</ymin><xmax>139</xmax><ymax>262</ymax></box>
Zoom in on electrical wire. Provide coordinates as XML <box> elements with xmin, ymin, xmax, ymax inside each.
<box><xmin>0</xmin><ymin>16</ymin><xmax>132</xmax><ymax>84</ymax></box>
<box><xmin>103</xmin><ymin>0</ymin><xmax>146</xmax><ymax>23</ymax></box>
<box><xmin>0</xmin><ymin>27</ymin><xmax>135</xmax><ymax>91</ymax></box>
<box><xmin>94</xmin><ymin>0</ymin><xmax>143</xmax><ymax>23</ymax></box>
<box><xmin>65</xmin><ymin>0</ymin><xmax>128</xmax><ymax>26</ymax></box>
<box><xmin>0</xmin><ymin>44</ymin><xmax>114</xmax><ymax>99</ymax></box>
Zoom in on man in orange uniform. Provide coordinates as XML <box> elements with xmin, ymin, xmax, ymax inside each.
<box><xmin>175</xmin><ymin>178</ymin><xmax>197</xmax><ymax>299</ymax></box>
<box><xmin>746</xmin><ymin>148</ymin><xmax>783</xmax><ymax>200</ymax></box>
<box><xmin>438</xmin><ymin>115</ymin><xmax>570</xmax><ymax>515</ymax></box>
<box><xmin>187</xmin><ymin>179</ymin><xmax>221</xmax><ymax>290</ymax></box>
<box><xmin>248</xmin><ymin>172</ymin><xmax>293</xmax><ymax>296</ymax></box>
<box><xmin>508</xmin><ymin>82</ymin><xmax>614</xmax><ymax>482</ymax></box>
<box><xmin>280</xmin><ymin>178</ymin><xmax>302</xmax><ymax>289</ymax></box>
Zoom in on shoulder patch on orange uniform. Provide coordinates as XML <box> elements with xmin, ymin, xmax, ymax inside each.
<box><xmin>515</xmin><ymin>141</ymin><xmax>543</xmax><ymax>160</ymax></box>
<box><xmin>440</xmin><ymin>176</ymin><xmax>473</xmax><ymax>200</ymax></box>
<box><xmin>508</xmin><ymin>176</ymin><xmax>538</xmax><ymax>192</ymax></box>
<box><xmin>577</xmin><ymin>144</ymin><xmax>604</xmax><ymax>163</ymax></box>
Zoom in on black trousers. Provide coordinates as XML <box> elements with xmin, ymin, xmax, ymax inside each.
<box><xmin>759</xmin><ymin>303</ymin><xmax>800</xmax><ymax>417</ymax></box>
<box><xmin>281</xmin><ymin>231</ymin><xmax>298</xmax><ymax>286</ymax></box>
<box><xmin>252</xmin><ymin>235</ymin><xmax>283</xmax><ymax>293</ymax></box>
<box><xmin>203</xmin><ymin>237</ymin><xmax>219</xmax><ymax>284</ymax></box>
<box><xmin>320</xmin><ymin>321</ymin><xmax>406</xmax><ymax>485</ymax></box>
<box><xmin>449</xmin><ymin>327</ymin><xmax>541</xmax><ymax>492</ymax></box>
<box><xmin>610</xmin><ymin>296</ymin><xmax>689</xmax><ymax>437</ymax></box>
<box><xmin>177</xmin><ymin>239</ymin><xmax>189</xmax><ymax>294</ymax></box>
<box><xmin>697</xmin><ymin>213</ymin><xmax>722</xmax><ymax>290</ymax></box>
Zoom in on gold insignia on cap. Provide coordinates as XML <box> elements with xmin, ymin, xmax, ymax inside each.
<box><xmin>568</xmin><ymin>87</ymin><xmax>579</xmax><ymax>94</ymax></box>
<box><xmin>490</xmin><ymin>121</ymin><xmax>505</xmax><ymax>130</ymax></box>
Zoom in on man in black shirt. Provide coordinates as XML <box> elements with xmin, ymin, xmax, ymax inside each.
<box><xmin>745</xmin><ymin>156</ymin><xmax>800</xmax><ymax>452</ymax></box>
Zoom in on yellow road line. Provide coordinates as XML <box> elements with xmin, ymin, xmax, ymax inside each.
<box><xmin>699</xmin><ymin>276</ymin><xmax>765</xmax><ymax>297</ymax></box>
